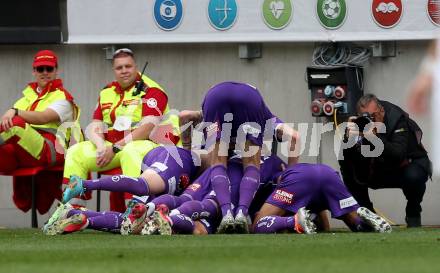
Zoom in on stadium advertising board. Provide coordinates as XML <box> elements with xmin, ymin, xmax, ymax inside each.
<box><xmin>67</xmin><ymin>0</ymin><xmax>439</xmax><ymax>44</ymax></box>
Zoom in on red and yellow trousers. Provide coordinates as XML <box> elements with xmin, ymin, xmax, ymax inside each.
<box><xmin>0</xmin><ymin>116</ymin><xmax>64</xmax><ymax>213</ymax></box>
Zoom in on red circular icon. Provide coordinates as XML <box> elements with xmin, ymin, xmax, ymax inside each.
<box><xmin>372</xmin><ymin>0</ymin><xmax>403</xmax><ymax>28</ymax></box>
<box><xmin>428</xmin><ymin>0</ymin><xmax>440</xmax><ymax>26</ymax></box>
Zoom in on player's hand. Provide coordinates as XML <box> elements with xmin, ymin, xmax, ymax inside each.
<box><xmin>179</xmin><ymin>110</ymin><xmax>202</xmax><ymax>126</ymax></box>
<box><xmin>96</xmin><ymin>146</ymin><xmax>114</xmax><ymax>168</ymax></box>
<box><xmin>1</xmin><ymin>109</ymin><xmax>15</xmax><ymax>131</ymax></box>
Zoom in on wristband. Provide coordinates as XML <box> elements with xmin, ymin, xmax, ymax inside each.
<box><xmin>11</xmin><ymin>108</ymin><xmax>19</xmax><ymax>116</ymax></box>
<box><xmin>112</xmin><ymin>144</ymin><xmax>122</xmax><ymax>154</ymax></box>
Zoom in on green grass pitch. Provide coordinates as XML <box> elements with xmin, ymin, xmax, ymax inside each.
<box><xmin>1</xmin><ymin>228</ymin><xmax>439</xmax><ymax>273</ymax></box>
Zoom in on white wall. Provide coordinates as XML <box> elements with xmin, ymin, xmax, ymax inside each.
<box><xmin>0</xmin><ymin>41</ymin><xmax>437</xmax><ymax>228</ymax></box>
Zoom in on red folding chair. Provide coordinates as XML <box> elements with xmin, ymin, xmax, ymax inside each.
<box><xmin>0</xmin><ymin>165</ymin><xmax>64</xmax><ymax>228</ymax></box>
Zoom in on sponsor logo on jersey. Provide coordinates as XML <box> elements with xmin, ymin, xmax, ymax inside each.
<box><xmin>339</xmin><ymin>196</ymin><xmax>358</xmax><ymax>209</ymax></box>
<box><xmin>188</xmin><ymin>183</ymin><xmax>201</xmax><ymax>192</ymax></box>
<box><xmin>273</xmin><ymin>189</ymin><xmax>294</xmax><ymax>204</ymax></box>
<box><xmin>168</xmin><ymin>176</ymin><xmax>177</xmax><ymax>194</ymax></box>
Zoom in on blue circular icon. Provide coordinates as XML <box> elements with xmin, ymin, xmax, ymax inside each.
<box><xmin>208</xmin><ymin>0</ymin><xmax>238</xmax><ymax>30</ymax></box>
<box><xmin>154</xmin><ymin>0</ymin><xmax>183</xmax><ymax>31</ymax></box>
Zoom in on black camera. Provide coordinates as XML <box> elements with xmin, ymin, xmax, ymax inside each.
<box><xmin>353</xmin><ymin>112</ymin><xmax>374</xmax><ymax>131</ymax></box>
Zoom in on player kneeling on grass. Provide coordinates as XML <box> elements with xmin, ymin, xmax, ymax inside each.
<box><xmin>182</xmin><ymin>81</ymin><xmax>300</xmax><ymax>234</ymax></box>
<box><xmin>43</xmin><ymin>145</ymin><xmax>197</xmax><ymax>235</ymax></box>
<box><xmin>253</xmin><ymin>163</ymin><xmax>392</xmax><ymax>234</ymax></box>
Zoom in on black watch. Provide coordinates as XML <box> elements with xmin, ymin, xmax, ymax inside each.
<box><xmin>11</xmin><ymin>108</ymin><xmax>19</xmax><ymax>116</ymax></box>
<box><xmin>112</xmin><ymin>144</ymin><xmax>122</xmax><ymax>154</ymax></box>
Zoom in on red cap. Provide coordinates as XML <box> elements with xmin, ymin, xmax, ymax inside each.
<box><xmin>33</xmin><ymin>50</ymin><xmax>58</xmax><ymax>68</ymax></box>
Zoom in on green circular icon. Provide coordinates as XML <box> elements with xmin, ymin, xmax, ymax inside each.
<box><xmin>263</xmin><ymin>0</ymin><xmax>293</xmax><ymax>30</ymax></box>
<box><xmin>317</xmin><ymin>0</ymin><xmax>346</xmax><ymax>29</ymax></box>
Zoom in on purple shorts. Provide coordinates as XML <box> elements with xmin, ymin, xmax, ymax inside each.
<box><xmin>182</xmin><ymin>160</ymin><xmax>243</xmax><ymax>204</ymax></box>
<box><xmin>181</xmin><ymin>168</ymin><xmax>213</xmax><ymax>202</ymax></box>
<box><xmin>142</xmin><ymin>146</ymin><xmax>197</xmax><ymax>195</ymax></box>
<box><xmin>266</xmin><ymin>163</ymin><xmax>359</xmax><ymax>218</ymax></box>
<box><xmin>201</xmin><ymin>82</ymin><xmax>277</xmax><ymax>147</ymax></box>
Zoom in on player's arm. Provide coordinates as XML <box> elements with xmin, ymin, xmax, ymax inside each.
<box><xmin>275</xmin><ymin>123</ymin><xmax>301</xmax><ymax>166</ymax></box>
<box><xmin>179</xmin><ymin>110</ymin><xmax>203</xmax><ymax>150</ymax></box>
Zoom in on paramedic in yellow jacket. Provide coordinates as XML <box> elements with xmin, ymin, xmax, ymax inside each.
<box><xmin>0</xmin><ymin>49</ymin><xmax>79</xmax><ymax>213</ymax></box>
<box><xmin>63</xmin><ymin>48</ymin><xmax>181</xmax><ymax>210</ymax></box>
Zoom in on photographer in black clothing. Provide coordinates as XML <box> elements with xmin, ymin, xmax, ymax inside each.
<box><xmin>339</xmin><ymin>94</ymin><xmax>431</xmax><ymax>227</ymax></box>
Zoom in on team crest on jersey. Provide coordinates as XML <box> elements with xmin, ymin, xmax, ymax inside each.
<box><xmin>316</xmin><ymin>0</ymin><xmax>347</xmax><ymax>29</ymax></box>
<box><xmin>273</xmin><ymin>189</ymin><xmax>294</xmax><ymax>204</ymax></box>
<box><xmin>178</xmin><ymin>174</ymin><xmax>191</xmax><ymax>191</ymax></box>
<box><xmin>262</xmin><ymin>0</ymin><xmax>293</xmax><ymax>30</ymax></box>
<box><xmin>208</xmin><ymin>0</ymin><xmax>238</xmax><ymax>31</ymax></box>
<box><xmin>372</xmin><ymin>0</ymin><xmax>403</xmax><ymax>28</ymax></box>
<box><xmin>427</xmin><ymin>0</ymin><xmax>440</xmax><ymax>26</ymax></box>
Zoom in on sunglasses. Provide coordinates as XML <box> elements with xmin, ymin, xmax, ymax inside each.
<box><xmin>35</xmin><ymin>66</ymin><xmax>55</xmax><ymax>73</ymax></box>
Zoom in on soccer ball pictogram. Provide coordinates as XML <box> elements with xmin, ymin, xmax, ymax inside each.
<box><xmin>322</xmin><ymin>0</ymin><xmax>341</xmax><ymax>19</ymax></box>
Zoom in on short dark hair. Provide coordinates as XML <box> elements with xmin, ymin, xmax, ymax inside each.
<box><xmin>356</xmin><ymin>94</ymin><xmax>382</xmax><ymax>113</ymax></box>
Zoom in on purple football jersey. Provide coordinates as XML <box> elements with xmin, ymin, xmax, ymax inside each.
<box><xmin>266</xmin><ymin>163</ymin><xmax>359</xmax><ymax>218</ymax></box>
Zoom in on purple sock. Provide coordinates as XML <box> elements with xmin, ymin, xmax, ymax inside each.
<box><xmin>83</xmin><ymin>175</ymin><xmax>149</xmax><ymax>196</ymax></box>
<box><xmin>88</xmin><ymin>212</ymin><xmax>123</xmax><ymax>232</ymax></box>
<box><xmin>152</xmin><ymin>194</ymin><xmax>192</xmax><ymax>210</ymax></box>
<box><xmin>237</xmin><ymin>165</ymin><xmax>260</xmax><ymax>216</ymax></box>
<box><xmin>254</xmin><ymin>215</ymin><xmax>295</xmax><ymax>234</ymax></box>
<box><xmin>67</xmin><ymin>209</ymin><xmax>110</xmax><ymax>218</ymax></box>
<box><xmin>210</xmin><ymin>164</ymin><xmax>231</xmax><ymax>216</ymax></box>
<box><xmin>174</xmin><ymin>200</ymin><xmax>204</xmax><ymax>219</ymax></box>
<box><xmin>170</xmin><ymin>214</ymin><xmax>195</xmax><ymax>234</ymax></box>
<box><xmin>201</xmin><ymin>198</ymin><xmax>219</xmax><ymax>221</ymax></box>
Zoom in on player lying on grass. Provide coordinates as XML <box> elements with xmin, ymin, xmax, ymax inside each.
<box><xmin>180</xmin><ymin>81</ymin><xmax>300</xmax><ymax>233</ymax></box>
<box><xmin>43</xmin><ymin>145</ymin><xmax>198</xmax><ymax>235</ymax></box>
<box><xmin>125</xmin><ymin>154</ymin><xmax>300</xmax><ymax>235</ymax></box>
<box><xmin>253</xmin><ymin>163</ymin><xmax>393</xmax><ymax>234</ymax></box>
